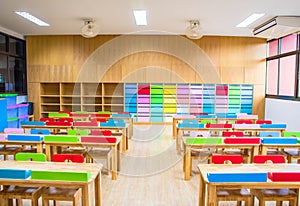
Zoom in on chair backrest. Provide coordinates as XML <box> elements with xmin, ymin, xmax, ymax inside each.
<box><xmin>253</xmin><ymin>155</ymin><xmax>285</xmax><ymax>164</ymax></box>
<box><xmin>30</xmin><ymin>129</ymin><xmax>51</xmax><ymax>135</ymax></box>
<box><xmin>211</xmin><ymin>155</ymin><xmax>244</xmax><ymax>164</ymax></box>
<box><xmin>283</xmin><ymin>131</ymin><xmax>300</xmax><ymax>137</ymax></box>
<box><xmin>90</xmin><ymin>130</ymin><xmax>112</xmax><ymax>136</ymax></box>
<box><xmin>259</xmin><ymin>131</ymin><xmax>280</xmax><ymax>137</ymax></box>
<box><xmin>15</xmin><ymin>152</ymin><xmax>47</xmax><ymax>162</ymax></box>
<box><xmin>222</xmin><ymin>131</ymin><xmax>244</xmax><ymax>137</ymax></box>
<box><xmin>58</xmin><ymin>117</ymin><xmax>74</xmax><ymax>123</ymax></box>
<box><xmin>40</xmin><ymin>117</ymin><xmax>55</xmax><ymax>122</ymax></box>
<box><xmin>256</xmin><ymin>120</ymin><xmax>272</xmax><ymax>124</ymax></box>
<box><xmin>4</xmin><ymin>128</ymin><xmax>24</xmax><ymax>134</ymax></box>
<box><xmin>67</xmin><ymin>129</ymin><xmax>89</xmax><ymax>136</ymax></box>
<box><xmin>236</xmin><ymin>119</ymin><xmax>252</xmax><ymax>124</ymax></box>
<box><xmin>52</xmin><ymin>154</ymin><xmax>84</xmax><ymax>163</ymax></box>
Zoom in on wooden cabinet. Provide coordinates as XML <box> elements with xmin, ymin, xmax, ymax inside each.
<box><xmin>39</xmin><ymin>82</ymin><xmax>124</xmax><ymax>118</ymax></box>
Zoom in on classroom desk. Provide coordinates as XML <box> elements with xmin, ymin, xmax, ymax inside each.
<box><xmin>21</xmin><ymin>124</ymin><xmax>129</xmax><ymax>153</ymax></box>
<box><xmin>172</xmin><ymin>115</ymin><xmax>196</xmax><ymax>138</ymax></box>
<box><xmin>232</xmin><ymin>127</ymin><xmax>286</xmax><ymax>136</ymax></box>
<box><xmin>74</xmin><ymin>125</ymin><xmax>129</xmax><ymax>153</ymax></box>
<box><xmin>198</xmin><ymin>164</ymin><xmax>300</xmax><ymax>206</ymax></box>
<box><xmin>183</xmin><ymin>139</ymin><xmax>260</xmax><ymax>180</ymax></box>
<box><xmin>0</xmin><ymin>160</ymin><xmax>102</xmax><ymax>206</ymax></box>
<box><xmin>176</xmin><ymin>127</ymin><xmax>232</xmax><ymax>154</ymax></box>
<box><xmin>0</xmin><ymin>140</ymin><xmax>43</xmax><ymax>153</ymax></box>
<box><xmin>44</xmin><ymin>136</ymin><xmax>122</xmax><ymax>180</ymax></box>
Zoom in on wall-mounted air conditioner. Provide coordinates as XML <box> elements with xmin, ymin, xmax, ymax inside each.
<box><xmin>253</xmin><ymin>16</ymin><xmax>300</xmax><ymax>39</ymax></box>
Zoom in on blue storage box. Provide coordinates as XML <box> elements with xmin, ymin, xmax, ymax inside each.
<box><xmin>260</xmin><ymin>124</ymin><xmax>287</xmax><ymax>129</ymax></box>
<box><xmin>261</xmin><ymin>137</ymin><xmax>298</xmax><ymax>144</ymax></box>
<box><xmin>17</xmin><ymin>104</ymin><xmax>29</xmax><ymax>116</ymax></box>
<box><xmin>7</xmin><ymin>106</ymin><xmax>18</xmax><ymax>118</ymax></box>
<box><xmin>207</xmin><ymin>172</ymin><xmax>267</xmax><ymax>182</ymax></box>
<box><xmin>0</xmin><ymin>168</ymin><xmax>31</xmax><ymax>179</ymax></box>
<box><xmin>1</xmin><ymin>94</ymin><xmax>17</xmax><ymax>106</ymax></box>
<box><xmin>7</xmin><ymin>134</ymin><xmax>43</xmax><ymax>142</ymax></box>
<box><xmin>8</xmin><ymin>118</ymin><xmax>18</xmax><ymax>128</ymax></box>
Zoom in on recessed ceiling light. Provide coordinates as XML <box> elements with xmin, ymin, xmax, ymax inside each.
<box><xmin>236</xmin><ymin>13</ymin><xmax>265</xmax><ymax>27</ymax></box>
<box><xmin>133</xmin><ymin>10</ymin><xmax>147</xmax><ymax>26</ymax></box>
<box><xmin>15</xmin><ymin>11</ymin><xmax>49</xmax><ymax>26</ymax></box>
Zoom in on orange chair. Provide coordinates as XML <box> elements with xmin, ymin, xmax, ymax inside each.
<box><xmin>212</xmin><ymin>154</ymin><xmax>251</xmax><ymax>206</ymax></box>
<box><xmin>251</xmin><ymin>155</ymin><xmax>298</xmax><ymax>206</ymax></box>
<box><xmin>42</xmin><ymin>154</ymin><xmax>84</xmax><ymax>206</ymax></box>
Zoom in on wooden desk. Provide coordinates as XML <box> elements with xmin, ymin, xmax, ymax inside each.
<box><xmin>0</xmin><ymin>140</ymin><xmax>43</xmax><ymax>153</ymax></box>
<box><xmin>0</xmin><ymin>160</ymin><xmax>102</xmax><ymax>206</ymax></box>
<box><xmin>44</xmin><ymin>136</ymin><xmax>122</xmax><ymax>180</ymax></box>
<box><xmin>198</xmin><ymin>164</ymin><xmax>300</xmax><ymax>206</ymax></box>
<box><xmin>172</xmin><ymin>115</ymin><xmax>196</xmax><ymax>138</ymax></box>
<box><xmin>176</xmin><ymin>127</ymin><xmax>232</xmax><ymax>154</ymax></box>
<box><xmin>183</xmin><ymin>139</ymin><xmax>260</xmax><ymax>180</ymax></box>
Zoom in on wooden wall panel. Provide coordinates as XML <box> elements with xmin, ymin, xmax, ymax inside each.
<box><xmin>26</xmin><ymin>35</ymin><xmax>267</xmax><ymax>118</ymax></box>
<box><xmin>27</xmin><ymin>83</ymin><xmax>40</xmax><ymax>120</ymax></box>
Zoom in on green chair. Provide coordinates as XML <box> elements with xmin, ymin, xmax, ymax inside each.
<box><xmin>0</xmin><ymin>152</ymin><xmax>46</xmax><ymax>206</ymax></box>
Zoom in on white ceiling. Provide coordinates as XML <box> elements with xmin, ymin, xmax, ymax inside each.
<box><xmin>0</xmin><ymin>0</ymin><xmax>300</xmax><ymax>37</ymax></box>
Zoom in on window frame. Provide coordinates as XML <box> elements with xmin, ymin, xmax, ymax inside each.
<box><xmin>265</xmin><ymin>33</ymin><xmax>300</xmax><ymax>101</ymax></box>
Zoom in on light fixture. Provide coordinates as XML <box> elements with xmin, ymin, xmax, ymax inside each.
<box><xmin>15</xmin><ymin>11</ymin><xmax>49</xmax><ymax>26</ymax></box>
<box><xmin>80</xmin><ymin>19</ymin><xmax>99</xmax><ymax>38</ymax></box>
<box><xmin>236</xmin><ymin>13</ymin><xmax>265</xmax><ymax>27</ymax></box>
<box><xmin>185</xmin><ymin>20</ymin><xmax>203</xmax><ymax>39</ymax></box>
<box><xmin>133</xmin><ymin>10</ymin><xmax>147</xmax><ymax>26</ymax></box>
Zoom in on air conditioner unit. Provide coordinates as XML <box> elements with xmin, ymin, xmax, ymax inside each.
<box><xmin>253</xmin><ymin>16</ymin><xmax>300</xmax><ymax>39</ymax></box>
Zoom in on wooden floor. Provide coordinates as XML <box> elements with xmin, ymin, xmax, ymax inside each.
<box><xmin>12</xmin><ymin>124</ymin><xmax>291</xmax><ymax>205</ymax></box>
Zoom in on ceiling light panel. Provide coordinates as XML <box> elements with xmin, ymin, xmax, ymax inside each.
<box><xmin>133</xmin><ymin>10</ymin><xmax>147</xmax><ymax>26</ymax></box>
<box><xmin>15</xmin><ymin>11</ymin><xmax>49</xmax><ymax>26</ymax></box>
<box><xmin>236</xmin><ymin>13</ymin><xmax>265</xmax><ymax>27</ymax></box>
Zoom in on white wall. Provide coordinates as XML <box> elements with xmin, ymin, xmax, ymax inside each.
<box><xmin>265</xmin><ymin>98</ymin><xmax>300</xmax><ymax>131</ymax></box>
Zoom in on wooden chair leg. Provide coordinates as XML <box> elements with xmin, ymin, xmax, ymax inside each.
<box><xmin>259</xmin><ymin>200</ymin><xmax>265</xmax><ymax>206</ymax></box>
<box><xmin>53</xmin><ymin>200</ymin><xmax>58</xmax><ymax>206</ymax></box>
<box><xmin>16</xmin><ymin>199</ymin><xmax>23</xmax><ymax>206</ymax></box>
<box><xmin>42</xmin><ymin>198</ymin><xmax>49</xmax><ymax>206</ymax></box>
<box><xmin>237</xmin><ymin>201</ymin><xmax>241</xmax><ymax>206</ymax></box>
<box><xmin>32</xmin><ymin>198</ymin><xmax>39</xmax><ymax>206</ymax></box>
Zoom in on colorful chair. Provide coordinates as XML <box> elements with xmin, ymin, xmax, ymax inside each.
<box><xmin>0</xmin><ymin>153</ymin><xmax>46</xmax><ymax>205</ymax></box>
<box><xmin>211</xmin><ymin>154</ymin><xmax>251</xmax><ymax>206</ymax></box>
<box><xmin>251</xmin><ymin>155</ymin><xmax>298</xmax><ymax>206</ymax></box>
<box><xmin>42</xmin><ymin>154</ymin><xmax>84</xmax><ymax>206</ymax></box>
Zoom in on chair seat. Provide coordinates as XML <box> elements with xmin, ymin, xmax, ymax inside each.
<box><xmin>217</xmin><ymin>188</ymin><xmax>251</xmax><ymax>197</ymax></box>
<box><xmin>0</xmin><ymin>186</ymin><xmax>42</xmax><ymax>199</ymax></box>
<box><xmin>42</xmin><ymin>187</ymin><xmax>80</xmax><ymax>198</ymax></box>
<box><xmin>253</xmin><ymin>188</ymin><xmax>297</xmax><ymax>197</ymax></box>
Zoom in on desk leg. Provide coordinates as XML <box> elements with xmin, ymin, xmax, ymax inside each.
<box><xmin>207</xmin><ymin>185</ymin><xmax>217</xmax><ymax>206</ymax></box>
<box><xmin>261</xmin><ymin>146</ymin><xmax>267</xmax><ymax>155</ymax></box>
<box><xmin>130</xmin><ymin>118</ymin><xmax>133</xmax><ymax>138</ymax></box>
<box><xmin>45</xmin><ymin>145</ymin><xmax>52</xmax><ymax>161</ymax></box>
<box><xmin>199</xmin><ymin>173</ymin><xmax>206</xmax><ymax>206</ymax></box>
<box><xmin>122</xmin><ymin>129</ymin><xmax>127</xmax><ymax>153</ymax></box>
<box><xmin>176</xmin><ymin>130</ymin><xmax>181</xmax><ymax>155</ymax></box>
<box><xmin>95</xmin><ymin>172</ymin><xmax>102</xmax><ymax>206</ymax></box>
<box><xmin>184</xmin><ymin>146</ymin><xmax>191</xmax><ymax>180</ymax></box>
<box><xmin>252</xmin><ymin>146</ymin><xmax>259</xmax><ymax>163</ymax></box>
<box><xmin>36</xmin><ymin>143</ymin><xmax>43</xmax><ymax>153</ymax></box>
<box><xmin>117</xmin><ymin>141</ymin><xmax>121</xmax><ymax>171</ymax></box>
<box><xmin>173</xmin><ymin>119</ymin><xmax>176</xmax><ymax>139</ymax></box>
<box><xmin>112</xmin><ymin>145</ymin><xmax>118</xmax><ymax>180</ymax></box>
<box><xmin>82</xmin><ymin>184</ymin><xmax>90</xmax><ymax>206</ymax></box>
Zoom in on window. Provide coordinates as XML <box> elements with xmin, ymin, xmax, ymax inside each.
<box><xmin>266</xmin><ymin>33</ymin><xmax>299</xmax><ymax>99</ymax></box>
<box><xmin>0</xmin><ymin>32</ymin><xmax>27</xmax><ymax>95</ymax></box>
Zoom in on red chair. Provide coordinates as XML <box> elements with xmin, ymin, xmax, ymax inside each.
<box><xmin>90</xmin><ymin>130</ymin><xmax>112</xmax><ymax>136</ymax></box>
<box><xmin>236</xmin><ymin>119</ymin><xmax>253</xmax><ymax>124</ymax></box>
<box><xmin>42</xmin><ymin>154</ymin><xmax>84</xmax><ymax>206</ymax></box>
<box><xmin>251</xmin><ymin>155</ymin><xmax>298</xmax><ymax>206</ymax></box>
<box><xmin>40</xmin><ymin>117</ymin><xmax>55</xmax><ymax>122</ymax></box>
<box><xmin>58</xmin><ymin>117</ymin><xmax>74</xmax><ymax>123</ymax></box>
<box><xmin>256</xmin><ymin>120</ymin><xmax>272</xmax><ymax>124</ymax></box>
<box><xmin>222</xmin><ymin>131</ymin><xmax>244</xmax><ymax>137</ymax></box>
<box><xmin>211</xmin><ymin>155</ymin><xmax>251</xmax><ymax>205</ymax></box>
<box><xmin>211</xmin><ymin>154</ymin><xmax>244</xmax><ymax>164</ymax></box>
